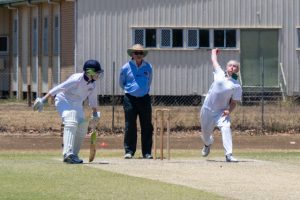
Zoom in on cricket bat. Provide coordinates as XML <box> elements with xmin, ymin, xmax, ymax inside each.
<box><xmin>89</xmin><ymin>123</ymin><xmax>97</xmax><ymax>162</ymax></box>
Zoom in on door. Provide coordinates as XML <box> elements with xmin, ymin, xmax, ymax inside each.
<box><xmin>240</xmin><ymin>30</ymin><xmax>278</xmax><ymax>87</ymax></box>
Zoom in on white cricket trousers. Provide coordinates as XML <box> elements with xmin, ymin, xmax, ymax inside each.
<box><xmin>200</xmin><ymin>107</ymin><xmax>233</xmax><ymax>156</ymax></box>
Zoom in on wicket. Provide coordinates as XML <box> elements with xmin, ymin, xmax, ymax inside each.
<box><xmin>153</xmin><ymin>109</ymin><xmax>170</xmax><ymax>160</ymax></box>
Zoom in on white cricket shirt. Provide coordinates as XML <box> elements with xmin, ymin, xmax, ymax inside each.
<box><xmin>202</xmin><ymin>66</ymin><xmax>242</xmax><ymax>112</ymax></box>
<box><xmin>48</xmin><ymin>73</ymin><xmax>98</xmax><ymax>108</ymax></box>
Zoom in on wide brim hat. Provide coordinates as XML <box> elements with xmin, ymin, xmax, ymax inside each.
<box><xmin>127</xmin><ymin>44</ymin><xmax>148</xmax><ymax>57</ymax></box>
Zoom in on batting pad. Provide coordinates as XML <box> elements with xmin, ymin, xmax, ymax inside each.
<box><xmin>73</xmin><ymin>120</ymin><xmax>89</xmax><ymax>155</ymax></box>
<box><xmin>63</xmin><ymin>111</ymin><xmax>78</xmax><ymax>156</ymax></box>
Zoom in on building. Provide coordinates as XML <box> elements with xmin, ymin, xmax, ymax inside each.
<box><xmin>1</xmin><ymin>0</ymin><xmax>300</xmax><ymax>103</ymax></box>
<box><xmin>0</xmin><ymin>0</ymin><xmax>74</xmax><ymax>100</ymax></box>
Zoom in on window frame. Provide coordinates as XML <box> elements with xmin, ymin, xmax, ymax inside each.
<box><xmin>160</xmin><ymin>29</ymin><xmax>184</xmax><ymax>48</ymax></box>
<box><xmin>145</xmin><ymin>29</ymin><xmax>157</xmax><ymax>48</ymax></box>
<box><xmin>187</xmin><ymin>29</ymin><xmax>199</xmax><ymax>48</ymax></box>
<box><xmin>213</xmin><ymin>29</ymin><xmax>237</xmax><ymax>48</ymax></box>
<box><xmin>133</xmin><ymin>29</ymin><xmax>145</xmax><ymax>46</ymax></box>
<box><xmin>160</xmin><ymin>29</ymin><xmax>172</xmax><ymax>48</ymax></box>
<box><xmin>199</xmin><ymin>29</ymin><xmax>210</xmax><ymax>48</ymax></box>
<box><xmin>172</xmin><ymin>29</ymin><xmax>184</xmax><ymax>48</ymax></box>
<box><xmin>131</xmin><ymin>27</ymin><xmax>238</xmax><ymax>50</ymax></box>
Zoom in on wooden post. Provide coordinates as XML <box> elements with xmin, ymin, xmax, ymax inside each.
<box><xmin>27</xmin><ymin>85</ymin><xmax>32</xmax><ymax>107</ymax></box>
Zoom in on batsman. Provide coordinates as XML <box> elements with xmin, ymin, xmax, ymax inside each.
<box><xmin>33</xmin><ymin>60</ymin><xmax>103</xmax><ymax>164</ymax></box>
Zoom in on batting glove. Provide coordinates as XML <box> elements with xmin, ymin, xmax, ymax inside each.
<box><xmin>91</xmin><ymin>111</ymin><xmax>101</xmax><ymax>123</ymax></box>
<box><xmin>33</xmin><ymin>97</ymin><xmax>45</xmax><ymax>112</ymax></box>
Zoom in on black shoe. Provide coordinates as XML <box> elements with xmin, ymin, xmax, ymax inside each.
<box><xmin>143</xmin><ymin>154</ymin><xmax>153</xmax><ymax>159</ymax></box>
<box><xmin>63</xmin><ymin>154</ymin><xmax>83</xmax><ymax>164</ymax></box>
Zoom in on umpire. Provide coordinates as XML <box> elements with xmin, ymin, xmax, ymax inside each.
<box><xmin>119</xmin><ymin>44</ymin><xmax>154</xmax><ymax>159</ymax></box>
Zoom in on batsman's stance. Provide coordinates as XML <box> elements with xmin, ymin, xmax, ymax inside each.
<box><xmin>200</xmin><ymin>49</ymin><xmax>242</xmax><ymax>162</ymax></box>
<box><xmin>33</xmin><ymin>60</ymin><xmax>103</xmax><ymax>164</ymax></box>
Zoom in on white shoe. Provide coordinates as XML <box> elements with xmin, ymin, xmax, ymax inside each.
<box><xmin>201</xmin><ymin>145</ymin><xmax>211</xmax><ymax>157</ymax></box>
<box><xmin>124</xmin><ymin>153</ymin><xmax>133</xmax><ymax>159</ymax></box>
<box><xmin>226</xmin><ymin>154</ymin><xmax>238</xmax><ymax>162</ymax></box>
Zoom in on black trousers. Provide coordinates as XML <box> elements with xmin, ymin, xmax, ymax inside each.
<box><xmin>123</xmin><ymin>93</ymin><xmax>153</xmax><ymax>156</ymax></box>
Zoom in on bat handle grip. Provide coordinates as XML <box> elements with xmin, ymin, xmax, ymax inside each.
<box><xmin>92</xmin><ymin>120</ymin><xmax>97</xmax><ymax>131</ymax></box>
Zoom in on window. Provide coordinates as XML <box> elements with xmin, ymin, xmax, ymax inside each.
<box><xmin>161</xmin><ymin>29</ymin><xmax>171</xmax><ymax>47</ymax></box>
<box><xmin>134</xmin><ymin>29</ymin><xmax>144</xmax><ymax>45</ymax></box>
<box><xmin>43</xmin><ymin>17</ymin><xmax>48</xmax><ymax>56</ymax></box>
<box><xmin>214</xmin><ymin>29</ymin><xmax>236</xmax><ymax>48</ymax></box>
<box><xmin>54</xmin><ymin>16</ymin><xmax>59</xmax><ymax>55</ymax></box>
<box><xmin>172</xmin><ymin>29</ymin><xmax>183</xmax><ymax>47</ymax></box>
<box><xmin>134</xmin><ymin>29</ymin><xmax>157</xmax><ymax>47</ymax></box>
<box><xmin>32</xmin><ymin>18</ymin><xmax>38</xmax><ymax>56</ymax></box>
<box><xmin>225</xmin><ymin>30</ymin><xmax>236</xmax><ymax>47</ymax></box>
<box><xmin>187</xmin><ymin>29</ymin><xmax>209</xmax><ymax>48</ymax></box>
<box><xmin>161</xmin><ymin>29</ymin><xmax>183</xmax><ymax>48</ymax></box>
<box><xmin>199</xmin><ymin>29</ymin><xmax>210</xmax><ymax>47</ymax></box>
<box><xmin>0</xmin><ymin>36</ymin><xmax>8</xmax><ymax>53</ymax></box>
<box><xmin>187</xmin><ymin>29</ymin><xmax>198</xmax><ymax>48</ymax></box>
<box><xmin>145</xmin><ymin>29</ymin><xmax>156</xmax><ymax>47</ymax></box>
<box><xmin>132</xmin><ymin>28</ymin><xmax>237</xmax><ymax>49</ymax></box>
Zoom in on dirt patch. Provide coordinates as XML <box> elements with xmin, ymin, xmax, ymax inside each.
<box><xmin>89</xmin><ymin>157</ymin><xmax>300</xmax><ymax>200</ymax></box>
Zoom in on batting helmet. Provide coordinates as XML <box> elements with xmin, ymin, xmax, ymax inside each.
<box><xmin>83</xmin><ymin>60</ymin><xmax>104</xmax><ymax>76</ymax></box>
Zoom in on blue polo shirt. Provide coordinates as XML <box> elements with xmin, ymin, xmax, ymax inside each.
<box><xmin>119</xmin><ymin>60</ymin><xmax>153</xmax><ymax>97</ymax></box>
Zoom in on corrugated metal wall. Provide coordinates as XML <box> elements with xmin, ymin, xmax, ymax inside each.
<box><xmin>12</xmin><ymin>10</ymin><xmax>18</xmax><ymax>93</ymax></box>
<box><xmin>282</xmin><ymin>0</ymin><xmax>300</xmax><ymax>95</ymax></box>
<box><xmin>52</xmin><ymin>5</ymin><xmax>60</xmax><ymax>87</ymax></box>
<box><xmin>31</xmin><ymin>7</ymin><xmax>38</xmax><ymax>92</ymax></box>
<box><xmin>0</xmin><ymin>7</ymin><xmax>10</xmax><ymax>34</ymax></box>
<box><xmin>76</xmin><ymin>0</ymin><xmax>298</xmax><ymax>96</ymax></box>
<box><xmin>21</xmin><ymin>7</ymin><xmax>29</xmax><ymax>92</ymax></box>
<box><xmin>4</xmin><ymin>1</ymin><xmax>69</xmax><ymax>98</ymax></box>
<box><xmin>60</xmin><ymin>0</ymin><xmax>74</xmax><ymax>82</ymax></box>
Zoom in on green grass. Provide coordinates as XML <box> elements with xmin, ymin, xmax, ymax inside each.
<box><xmin>1</xmin><ymin>150</ymin><xmax>300</xmax><ymax>200</ymax></box>
<box><xmin>235</xmin><ymin>149</ymin><xmax>300</xmax><ymax>165</ymax></box>
<box><xmin>0</xmin><ymin>151</ymin><xmax>224</xmax><ymax>200</ymax></box>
